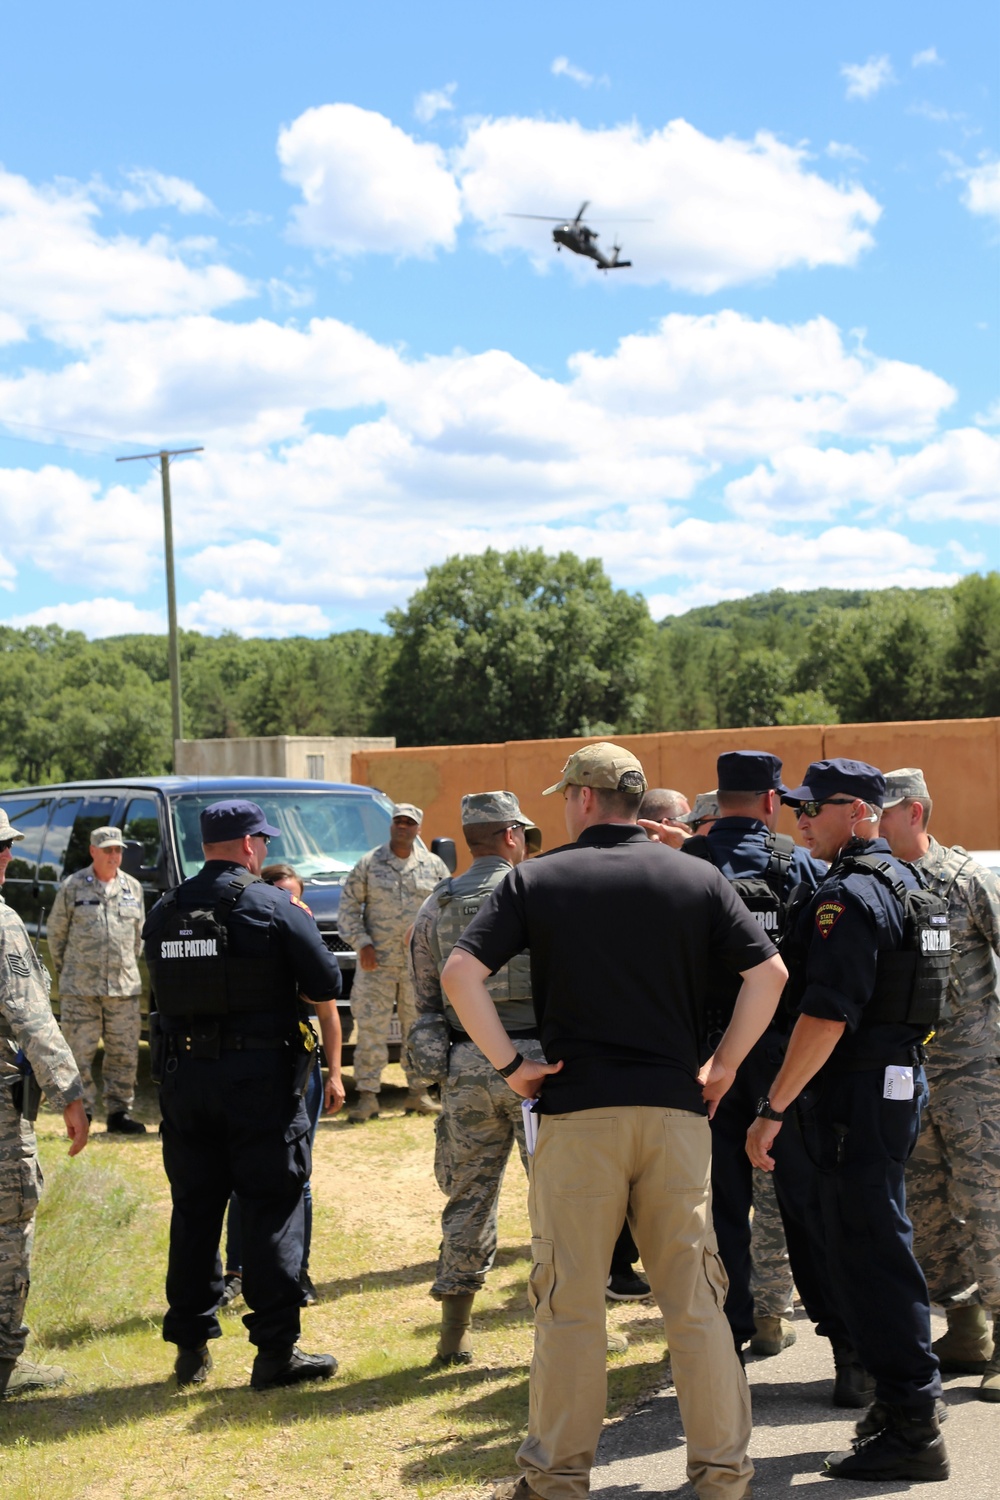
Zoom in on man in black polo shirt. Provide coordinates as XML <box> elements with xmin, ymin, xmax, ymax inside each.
<box><xmin>442</xmin><ymin>743</ymin><xmax>787</xmax><ymax>1500</ymax></box>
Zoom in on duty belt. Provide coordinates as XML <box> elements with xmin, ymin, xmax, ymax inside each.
<box><xmin>165</xmin><ymin>1030</ymin><xmax>290</xmax><ymax>1057</ymax></box>
<box><xmin>826</xmin><ymin>1041</ymin><xmax>925</xmax><ymax>1075</ymax></box>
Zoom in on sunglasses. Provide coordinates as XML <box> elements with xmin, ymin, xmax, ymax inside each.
<box><xmin>0</xmin><ymin>839</ymin><xmax>15</xmax><ymax>852</ymax></box>
<box><xmin>793</xmin><ymin>798</ymin><xmax>856</xmax><ymax>820</ymax></box>
<box><xmin>253</xmin><ymin>832</ymin><xmax>271</xmax><ymax>846</ymax></box>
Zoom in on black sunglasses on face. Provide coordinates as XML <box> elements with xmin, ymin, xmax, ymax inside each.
<box><xmin>794</xmin><ymin>798</ymin><xmax>856</xmax><ymax>820</ymax></box>
<box><xmin>0</xmin><ymin>839</ymin><xmax>15</xmax><ymax>852</ymax></box>
<box><xmin>253</xmin><ymin>832</ymin><xmax>271</xmax><ymax>846</ymax></box>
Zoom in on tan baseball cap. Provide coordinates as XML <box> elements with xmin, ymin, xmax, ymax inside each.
<box><xmin>90</xmin><ymin>826</ymin><xmax>125</xmax><ymax>849</ymax></box>
<box><xmin>391</xmin><ymin>802</ymin><xmax>423</xmax><ymax>823</ymax></box>
<box><xmin>542</xmin><ymin>742</ymin><xmax>647</xmax><ymax>797</ymax></box>
<box><xmin>0</xmin><ymin>808</ymin><xmax>25</xmax><ymax>842</ymax></box>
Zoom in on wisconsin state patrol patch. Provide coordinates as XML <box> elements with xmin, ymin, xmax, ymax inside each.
<box><xmin>815</xmin><ymin>901</ymin><xmax>846</xmax><ymax>938</ymax></box>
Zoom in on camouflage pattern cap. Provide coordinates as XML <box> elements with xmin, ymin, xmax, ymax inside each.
<box><xmin>680</xmin><ymin>791</ymin><xmax>721</xmax><ymax>826</ymax></box>
<box><xmin>392</xmin><ymin>802</ymin><xmax>423</xmax><ymax>823</ymax></box>
<box><xmin>882</xmin><ymin>768</ymin><xmax>930</xmax><ymax>808</ymax></box>
<box><xmin>542</xmin><ymin>741</ymin><xmax>647</xmax><ymax>797</ymax></box>
<box><xmin>0</xmin><ymin>807</ymin><xmax>25</xmax><ymax>842</ymax></box>
<box><xmin>461</xmin><ymin>790</ymin><xmax>541</xmax><ymax>854</ymax></box>
<box><xmin>90</xmin><ymin>826</ymin><xmax>125</xmax><ymax>849</ymax></box>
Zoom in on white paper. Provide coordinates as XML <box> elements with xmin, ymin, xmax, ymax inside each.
<box><xmin>522</xmin><ymin>1098</ymin><xmax>539</xmax><ymax>1155</ymax></box>
<box><xmin>883</xmin><ymin>1065</ymin><xmax>915</xmax><ymax>1101</ymax></box>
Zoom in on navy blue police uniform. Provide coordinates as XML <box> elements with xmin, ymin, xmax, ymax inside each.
<box><xmin>143</xmin><ymin>802</ymin><xmax>341</xmax><ymax>1378</ymax></box>
<box><xmin>781</xmin><ymin>768</ymin><xmax>943</xmax><ymax>1420</ymax></box>
<box><xmin>682</xmin><ymin>750</ymin><xmax>843</xmax><ymax>1353</ymax></box>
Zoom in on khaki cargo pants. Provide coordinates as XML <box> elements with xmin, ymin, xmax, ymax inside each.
<box><xmin>518</xmin><ymin>1105</ymin><xmax>752</xmax><ymax>1500</ymax></box>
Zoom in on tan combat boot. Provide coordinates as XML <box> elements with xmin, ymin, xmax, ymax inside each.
<box><xmin>980</xmin><ymin>1316</ymin><xmax>1000</xmax><ymax>1403</ymax></box>
<box><xmin>436</xmin><ymin>1293</ymin><xmax>475</xmax><ymax>1365</ymax></box>
<box><xmin>932</xmin><ymin>1304</ymin><xmax>993</xmax><ymax>1374</ymax></box>
<box><xmin>750</xmin><ymin>1314</ymin><xmax>797</xmax><ymax>1357</ymax></box>
<box><xmin>404</xmin><ymin>1089</ymin><xmax>441</xmax><ymax>1116</ymax></box>
<box><xmin>347</xmin><ymin>1091</ymin><xmax>379</xmax><ymax>1123</ymax></box>
<box><xmin>0</xmin><ymin>1355</ymin><xmax>68</xmax><ymax>1397</ymax></box>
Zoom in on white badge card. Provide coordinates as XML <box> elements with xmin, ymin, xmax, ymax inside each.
<box><xmin>883</xmin><ymin>1065</ymin><xmax>915</xmax><ymax>1101</ymax></box>
<box><xmin>521</xmin><ymin>1098</ymin><xmax>539</xmax><ymax>1156</ymax></box>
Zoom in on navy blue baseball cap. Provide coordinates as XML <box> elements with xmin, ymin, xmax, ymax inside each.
<box><xmin>782</xmin><ymin>758</ymin><xmax>886</xmax><ymax>808</ymax></box>
<box><xmin>200</xmin><ymin>799</ymin><xmax>281</xmax><ymax>843</ymax></box>
<box><xmin>717</xmin><ymin>751</ymin><xmax>788</xmax><ymax>794</ymax></box>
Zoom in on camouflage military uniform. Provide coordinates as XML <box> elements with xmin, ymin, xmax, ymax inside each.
<box><xmin>338</xmin><ymin>842</ymin><xmax>449</xmax><ymax>1094</ymax></box>
<box><xmin>906</xmin><ymin>838</ymin><xmax>1000</xmax><ymax>1315</ymax></box>
<box><xmin>1</xmin><ymin>893</ymin><xmax>83</xmax><ymax>1360</ymax></box>
<box><xmin>47</xmin><ymin>865</ymin><xmax>145</xmax><ymax>1117</ymax></box>
<box><xmin>750</xmin><ymin>1168</ymin><xmax>794</xmax><ymax>1320</ymax></box>
<box><xmin>410</xmin><ymin>854</ymin><xmax>542</xmax><ymax>1297</ymax></box>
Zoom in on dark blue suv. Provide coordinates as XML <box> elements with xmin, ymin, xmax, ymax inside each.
<box><xmin>0</xmin><ymin>775</ymin><xmax>420</xmax><ymax>1051</ymax></box>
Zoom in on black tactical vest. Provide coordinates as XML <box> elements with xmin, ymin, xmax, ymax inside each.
<box><xmin>682</xmin><ymin>830</ymin><xmax>795</xmax><ymax>1046</ymax></box>
<box><xmin>837</xmin><ymin>854</ymin><xmax>951</xmax><ymax>1030</ymax></box>
<box><xmin>151</xmin><ymin>870</ymin><xmax>296</xmax><ymax>1020</ymax></box>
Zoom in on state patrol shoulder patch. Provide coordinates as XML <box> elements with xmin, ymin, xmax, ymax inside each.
<box><xmin>815</xmin><ymin>901</ymin><xmax>846</xmax><ymax>939</ymax></box>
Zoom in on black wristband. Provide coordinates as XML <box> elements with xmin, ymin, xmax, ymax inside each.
<box><xmin>497</xmin><ymin>1051</ymin><xmax>524</xmax><ymax>1078</ymax></box>
<box><xmin>756</xmin><ymin>1096</ymin><xmax>785</xmax><ymax>1122</ymax></box>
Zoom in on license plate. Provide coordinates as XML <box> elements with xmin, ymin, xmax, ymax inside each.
<box><xmin>388</xmin><ymin>1012</ymin><xmax>402</xmax><ymax>1044</ymax></box>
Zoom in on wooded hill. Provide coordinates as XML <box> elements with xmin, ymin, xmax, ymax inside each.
<box><xmin>1</xmin><ymin>557</ymin><xmax>996</xmax><ymax>786</ymax></box>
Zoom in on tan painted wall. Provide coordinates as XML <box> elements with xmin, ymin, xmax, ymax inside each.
<box><xmin>353</xmin><ymin>719</ymin><xmax>1000</xmax><ymax>871</ymax></box>
<box><xmin>176</xmin><ymin>735</ymin><xmax>395</xmax><ymax>782</ymax></box>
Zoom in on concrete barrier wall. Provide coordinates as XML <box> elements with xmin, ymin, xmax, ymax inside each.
<box><xmin>353</xmin><ymin>719</ymin><xmax>1000</xmax><ymax>872</ymax></box>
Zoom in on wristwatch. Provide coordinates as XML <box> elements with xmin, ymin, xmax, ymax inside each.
<box><xmin>756</xmin><ymin>1097</ymin><xmax>785</xmax><ymax>1122</ymax></box>
<box><xmin>497</xmin><ymin>1051</ymin><xmax>524</xmax><ymax>1078</ymax></box>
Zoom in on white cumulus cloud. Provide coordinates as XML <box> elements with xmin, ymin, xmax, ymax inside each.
<box><xmin>3</xmin><ymin>597</ymin><xmax>167</xmax><ymax>636</ymax></box>
<box><xmin>277</xmin><ymin>103</ymin><xmax>463</xmax><ymax>257</ymax></box>
<box><xmin>458</xmin><ymin>116</ymin><xmax>881</xmax><ymax>291</ymax></box>
<box><xmin>116</xmin><ymin>169</ymin><xmax>216</xmax><ymax>215</ymax></box>
<box><xmin>959</xmin><ymin>158</ymin><xmax>1000</xmax><ymax>221</ymax></box>
<box><xmin>841</xmin><ymin>55</ymin><xmax>895</xmax><ymax>101</ymax></box>
<box><xmin>0</xmin><ymin>167</ymin><xmax>248</xmax><ymax>344</ymax></box>
<box><xmin>912</xmin><ymin>47</ymin><xmax>942</xmax><ymax>68</ymax></box>
<box><xmin>414</xmin><ymin>83</ymin><xmax>457</xmax><ymax>123</ymax></box>
<box><xmin>0</xmin><ymin>464</ymin><xmax>163</xmax><ymax>589</ymax></box>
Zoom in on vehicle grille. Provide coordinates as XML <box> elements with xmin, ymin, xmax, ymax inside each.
<box><xmin>321</xmin><ymin>931</ymin><xmax>354</xmax><ymax>954</ymax></box>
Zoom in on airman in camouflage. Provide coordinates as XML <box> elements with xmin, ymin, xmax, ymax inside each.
<box><xmin>750</xmin><ymin>1168</ymin><xmax>794</xmax><ymax>1325</ymax></box>
<box><xmin>47</xmin><ymin>827</ymin><xmax>146</xmax><ymax>1133</ymax></box>
<box><xmin>0</xmin><ymin>807</ymin><xmax>89</xmax><ymax>1397</ymax></box>
<box><xmin>338</xmin><ymin>803</ymin><xmax>451</xmax><ymax>1121</ymax></box>
<box><xmin>881</xmin><ymin>768</ymin><xmax>1000</xmax><ymax>1403</ymax></box>
<box><xmin>409</xmin><ymin>791</ymin><xmax>543</xmax><ymax>1364</ymax></box>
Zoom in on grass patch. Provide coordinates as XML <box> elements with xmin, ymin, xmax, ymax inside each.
<box><xmin>0</xmin><ymin>1054</ymin><xmax>666</xmax><ymax>1499</ymax></box>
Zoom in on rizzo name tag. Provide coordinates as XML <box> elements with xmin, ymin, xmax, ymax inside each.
<box><xmin>883</xmin><ymin>1065</ymin><xmax>915</xmax><ymax>1101</ymax></box>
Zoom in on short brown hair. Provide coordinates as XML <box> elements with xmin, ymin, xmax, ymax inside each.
<box><xmin>590</xmin><ymin>786</ymin><xmax>643</xmax><ymax>820</ymax></box>
<box><xmin>463</xmin><ymin>820</ymin><xmax>515</xmax><ymax>854</ymax></box>
<box><xmin>262</xmin><ymin>862</ymin><xmax>303</xmax><ymax>896</ymax></box>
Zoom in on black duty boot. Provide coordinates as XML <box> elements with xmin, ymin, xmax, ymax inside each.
<box><xmin>250</xmin><ymin>1345</ymin><xmax>337</xmax><ymax>1390</ymax></box>
<box><xmin>107</xmin><ymin>1111</ymin><xmax>147</xmax><ymax>1135</ymax></box>
<box><xmin>856</xmin><ymin>1396</ymin><xmax>948</xmax><ymax>1439</ymax></box>
<box><xmin>826</xmin><ymin>1404</ymin><xmax>949</xmax><ymax>1481</ymax></box>
<box><xmin>831</xmin><ymin>1341</ymin><xmax>876</xmax><ymax>1408</ymax></box>
<box><xmin>174</xmin><ymin>1345</ymin><xmax>212</xmax><ymax>1387</ymax></box>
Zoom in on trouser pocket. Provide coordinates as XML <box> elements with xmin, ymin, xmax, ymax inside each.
<box><xmin>527</xmin><ymin>1237</ymin><xmax>555</xmax><ymax>1322</ymax></box>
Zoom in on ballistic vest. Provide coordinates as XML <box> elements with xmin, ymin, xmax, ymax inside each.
<box><xmin>429</xmin><ymin>858</ymin><xmax>534</xmax><ymax>1035</ymax></box>
<box><xmin>681</xmin><ymin>829</ymin><xmax>796</xmax><ymax>1044</ymax></box>
<box><xmin>151</xmin><ymin>870</ymin><xmax>297</xmax><ymax>1020</ymax></box>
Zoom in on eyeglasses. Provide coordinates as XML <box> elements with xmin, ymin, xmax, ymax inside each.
<box><xmin>253</xmin><ymin>832</ymin><xmax>271</xmax><ymax>846</ymax></box>
<box><xmin>793</xmin><ymin>799</ymin><xmax>856</xmax><ymax>820</ymax></box>
<box><xmin>0</xmin><ymin>839</ymin><xmax>15</xmax><ymax>852</ymax></box>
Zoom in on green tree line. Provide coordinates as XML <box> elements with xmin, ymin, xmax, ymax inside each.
<box><xmin>1</xmin><ymin>553</ymin><xmax>997</xmax><ymax>786</ymax></box>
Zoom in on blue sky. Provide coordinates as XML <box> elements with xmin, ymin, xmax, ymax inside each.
<box><xmin>0</xmin><ymin>1</ymin><xmax>996</xmax><ymax>637</ymax></box>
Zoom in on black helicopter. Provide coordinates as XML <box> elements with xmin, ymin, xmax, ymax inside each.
<box><xmin>506</xmin><ymin>201</ymin><xmax>647</xmax><ymax>270</ymax></box>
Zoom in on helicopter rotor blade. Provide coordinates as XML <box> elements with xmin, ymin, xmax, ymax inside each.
<box><xmin>505</xmin><ymin>213</ymin><xmax>573</xmax><ymax>221</ymax></box>
<box><xmin>574</xmin><ymin>201</ymin><xmax>590</xmax><ymax>223</ymax></box>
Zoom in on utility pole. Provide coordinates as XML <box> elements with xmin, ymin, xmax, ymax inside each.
<box><xmin>116</xmin><ymin>446</ymin><xmax>203</xmax><ymax>756</ymax></box>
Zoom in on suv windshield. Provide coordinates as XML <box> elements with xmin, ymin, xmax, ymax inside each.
<box><xmin>170</xmin><ymin>791</ymin><xmax>394</xmax><ymax>881</ymax></box>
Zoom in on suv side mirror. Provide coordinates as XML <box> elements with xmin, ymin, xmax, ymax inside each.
<box><xmin>431</xmin><ymin>837</ymin><xmax>457</xmax><ymax>874</ymax></box>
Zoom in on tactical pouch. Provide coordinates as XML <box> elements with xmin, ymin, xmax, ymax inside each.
<box><xmin>292</xmin><ymin>1022</ymin><xmax>317</xmax><ymax>1097</ymax></box>
<box><xmin>148</xmin><ymin>1011</ymin><xmax>166</xmax><ymax>1086</ymax></box>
